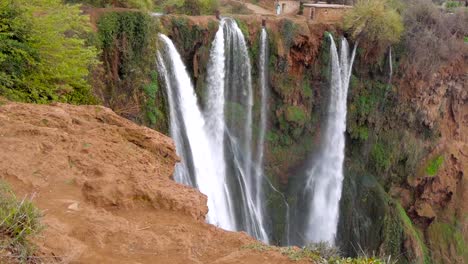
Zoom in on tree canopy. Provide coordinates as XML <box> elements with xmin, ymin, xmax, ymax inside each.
<box><xmin>343</xmin><ymin>0</ymin><xmax>404</xmax><ymax>47</ymax></box>
<box><xmin>0</xmin><ymin>0</ymin><xmax>98</xmax><ymax>103</ymax></box>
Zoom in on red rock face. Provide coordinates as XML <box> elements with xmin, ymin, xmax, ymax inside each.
<box><xmin>397</xmin><ymin>59</ymin><xmax>467</xmax><ymax>263</ymax></box>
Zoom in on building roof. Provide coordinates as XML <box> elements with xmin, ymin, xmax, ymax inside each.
<box><xmin>303</xmin><ymin>3</ymin><xmax>353</xmax><ymax>8</ymax></box>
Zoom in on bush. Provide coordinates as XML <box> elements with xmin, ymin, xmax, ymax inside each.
<box><xmin>343</xmin><ymin>0</ymin><xmax>403</xmax><ymax>48</ymax></box>
<box><xmin>0</xmin><ymin>181</ymin><xmax>42</xmax><ymax>263</ymax></box>
<box><xmin>220</xmin><ymin>0</ymin><xmax>253</xmax><ymax>15</ymax></box>
<box><xmin>425</xmin><ymin>155</ymin><xmax>444</xmax><ymax>176</ymax></box>
<box><xmin>155</xmin><ymin>0</ymin><xmax>219</xmax><ymax>15</ymax></box>
<box><xmin>66</xmin><ymin>0</ymin><xmax>154</xmax><ymax>10</ymax></box>
<box><xmin>0</xmin><ymin>0</ymin><xmax>99</xmax><ymax>104</ymax></box>
<box><xmin>402</xmin><ymin>0</ymin><xmax>467</xmax><ymax>78</ymax></box>
<box><xmin>0</xmin><ymin>1</ymin><xmax>37</xmax><ymax>97</ymax></box>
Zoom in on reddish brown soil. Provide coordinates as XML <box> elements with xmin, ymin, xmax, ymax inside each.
<box><xmin>0</xmin><ymin>101</ymin><xmax>308</xmax><ymax>264</ymax></box>
<box><xmin>392</xmin><ymin>58</ymin><xmax>468</xmax><ymax>262</ymax></box>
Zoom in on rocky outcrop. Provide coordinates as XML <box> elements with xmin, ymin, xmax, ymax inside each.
<box><xmin>398</xmin><ymin>63</ymin><xmax>468</xmax><ymax>264</ymax></box>
<box><xmin>0</xmin><ymin>101</ymin><xmax>308</xmax><ymax>264</ymax></box>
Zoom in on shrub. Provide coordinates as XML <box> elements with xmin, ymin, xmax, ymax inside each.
<box><xmin>0</xmin><ymin>181</ymin><xmax>42</xmax><ymax>263</ymax></box>
<box><xmin>425</xmin><ymin>155</ymin><xmax>444</xmax><ymax>176</ymax></box>
<box><xmin>0</xmin><ymin>1</ymin><xmax>37</xmax><ymax>98</ymax></box>
<box><xmin>343</xmin><ymin>0</ymin><xmax>404</xmax><ymax>47</ymax></box>
<box><xmin>445</xmin><ymin>1</ymin><xmax>462</xmax><ymax>11</ymax></box>
<box><xmin>96</xmin><ymin>11</ymin><xmax>160</xmax><ymax>119</ymax></box>
<box><xmin>66</xmin><ymin>0</ymin><xmax>154</xmax><ymax>10</ymax></box>
<box><xmin>371</xmin><ymin>142</ymin><xmax>392</xmax><ymax>172</ymax></box>
<box><xmin>0</xmin><ymin>0</ymin><xmax>99</xmax><ymax>104</ymax></box>
<box><xmin>279</xmin><ymin>19</ymin><xmax>297</xmax><ymax>52</ymax></box>
<box><xmin>402</xmin><ymin>0</ymin><xmax>467</xmax><ymax>78</ymax></box>
<box><xmin>285</xmin><ymin>105</ymin><xmax>307</xmax><ymax>125</ymax></box>
<box><xmin>155</xmin><ymin>0</ymin><xmax>219</xmax><ymax>15</ymax></box>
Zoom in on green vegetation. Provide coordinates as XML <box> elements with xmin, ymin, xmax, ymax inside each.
<box><xmin>155</xmin><ymin>0</ymin><xmax>219</xmax><ymax>15</ymax></box>
<box><xmin>285</xmin><ymin>105</ymin><xmax>307</xmax><ymax>125</ymax></box>
<box><xmin>66</xmin><ymin>0</ymin><xmax>154</xmax><ymax>10</ymax></box>
<box><xmin>0</xmin><ymin>0</ymin><xmax>98</xmax><ymax>104</ymax></box>
<box><xmin>395</xmin><ymin>202</ymin><xmax>430</xmax><ymax>263</ymax></box>
<box><xmin>242</xmin><ymin>242</ymin><xmax>392</xmax><ymax>263</ymax></box>
<box><xmin>370</xmin><ymin>143</ymin><xmax>391</xmax><ymax>172</ymax></box>
<box><xmin>445</xmin><ymin>0</ymin><xmax>462</xmax><ymax>11</ymax></box>
<box><xmin>0</xmin><ymin>181</ymin><xmax>42</xmax><ymax>263</ymax></box>
<box><xmin>427</xmin><ymin>221</ymin><xmax>467</xmax><ymax>263</ymax></box>
<box><xmin>143</xmin><ymin>71</ymin><xmax>163</xmax><ymax>126</ymax></box>
<box><xmin>344</xmin><ymin>0</ymin><xmax>403</xmax><ymax>47</ymax></box>
<box><xmin>220</xmin><ymin>0</ymin><xmax>253</xmax><ymax>14</ymax></box>
<box><xmin>403</xmin><ymin>0</ymin><xmax>467</xmax><ymax>79</ymax></box>
<box><xmin>347</xmin><ymin>79</ymin><xmax>386</xmax><ymax>142</ymax></box>
<box><xmin>425</xmin><ymin>155</ymin><xmax>444</xmax><ymax>176</ymax></box>
<box><xmin>278</xmin><ymin>19</ymin><xmax>297</xmax><ymax>53</ymax></box>
<box><xmin>96</xmin><ymin>11</ymin><xmax>168</xmax><ymax>130</ymax></box>
<box><xmin>235</xmin><ymin>18</ymin><xmax>250</xmax><ymax>39</ymax></box>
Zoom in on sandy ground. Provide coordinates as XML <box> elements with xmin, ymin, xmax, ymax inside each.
<box><xmin>0</xmin><ymin>101</ymin><xmax>309</xmax><ymax>264</ymax></box>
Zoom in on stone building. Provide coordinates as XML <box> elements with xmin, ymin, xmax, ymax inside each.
<box><xmin>304</xmin><ymin>3</ymin><xmax>353</xmax><ymax>22</ymax></box>
<box><xmin>275</xmin><ymin>0</ymin><xmax>353</xmax><ymax>22</ymax></box>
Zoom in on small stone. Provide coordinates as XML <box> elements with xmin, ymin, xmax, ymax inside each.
<box><xmin>68</xmin><ymin>202</ymin><xmax>79</xmax><ymax>211</ymax></box>
<box><xmin>416</xmin><ymin>202</ymin><xmax>436</xmax><ymax>219</ymax></box>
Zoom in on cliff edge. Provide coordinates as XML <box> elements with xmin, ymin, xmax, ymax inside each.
<box><xmin>0</xmin><ymin>101</ymin><xmax>304</xmax><ymax>264</ymax></box>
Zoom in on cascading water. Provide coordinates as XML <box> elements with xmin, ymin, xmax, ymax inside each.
<box><xmin>303</xmin><ymin>36</ymin><xmax>357</xmax><ymax>244</ymax></box>
<box><xmin>288</xmin><ymin>35</ymin><xmax>357</xmax><ymax>245</ymax></box>
<box><xmin>252</xmin><ymin>27</ymin><xmax>268</xmax><ymax>229</ymax></box>
<box><xmin>156</xmin><ymin>34</ymin><xmax>235</xmax><ymax>230</ymax></box>
<box><xmin>204</xmin><ymin>18</ymin><xmax>269</xmax><ymax>242</ymax></box>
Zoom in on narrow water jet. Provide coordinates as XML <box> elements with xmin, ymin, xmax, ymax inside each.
<box><xmin>388</xmin><ymin>46</ymin><xmax>393</xmax><ymax>84</ymax></box>
<box><xmin>253</xmin><ymin>27</ymin><xmax>268</xmax><ymax>226</ymax></box>
<box><xmin>156</xmin><ymin>34</ymin><xmax>235</xmax><ymax>230</ymax></box>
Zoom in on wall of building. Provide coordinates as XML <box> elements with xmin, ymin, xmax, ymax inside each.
<box><xmin>277</xmin><ymin>1</ymin><xmax>300</xmax><ymax>15</ymax></box>
<box><xmin>305</xmin><ymin>6</ymin><xmax>351</xmax><ymax>22</ymax></box>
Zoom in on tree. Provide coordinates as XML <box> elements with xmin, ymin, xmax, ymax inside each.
<box><xmin>0</xmin><ymin>1</ymin><xmax>37</xmax><ymax>95</ymax></box>
<box><xmin>343</xmin><ymin>0</ymin><xmax>403</xmax><ymax>47</ymax></box>
<box><xmin>402</xmin><ymin>0</ymin><xmax>467</xmax><ymax>78</ymax></box>
<box><xmin>0</xmin><ymin>0</ymin><xmax>99</xmax><ymax>104</ymax></box>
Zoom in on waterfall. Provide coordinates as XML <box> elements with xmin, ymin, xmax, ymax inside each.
<box><xmin>302</xmin><ymin>36</ymin><xmax>357</xmax><ymax>244</ymax></box>
<box><xmin>388</xmin><ymin>46</ymin><xmax>393</xmax><ymax>84</ymax></box>
<box><xmin>203</xmin><ymin>18</ymin><xmax>268</xmax><ymax>242</ymax></box>
<box><xmin>253</xmin><ymin>27</ymin><xmax>268</xmax><ymax>228</ymax></box>
<box><xmin>156</xmin><ymin>34</ymin><xmax>235</xmax><ymax>230</ymax></box>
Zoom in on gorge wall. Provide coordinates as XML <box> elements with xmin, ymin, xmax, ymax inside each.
<box><xmin>89</xmin><ymin>10</ymin><xmax>467</xmax><ymax>264</ymax></box>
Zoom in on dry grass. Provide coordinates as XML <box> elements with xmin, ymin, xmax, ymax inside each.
<box><xmin>0</xmin><ymin>181</ymin><xmax>42</xmax><ymax>264</ymax></box>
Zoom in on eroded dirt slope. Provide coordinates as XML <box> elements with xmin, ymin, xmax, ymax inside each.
<box><xmin>0</xmin><ymin>101</ymin><xmax>305</xmax><ymax>264</ymax></box>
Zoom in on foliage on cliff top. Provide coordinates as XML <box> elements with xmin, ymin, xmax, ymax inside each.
<box><xmin>0</xmin><ymin>181</ymin><xmax>42</xmax><ymax>263</ymax></box>
<box><xmin>96</xmin><ymin>11</ymin><xmax>163</xmax><ymax>124</ymax></box>
<box><xmin>427</xmin><ymin>221</ymin><xmax>467</xmax><ymax>263</ymax></box>
<box><xmin>343</xmin><ymin>0</ymin><xmax>403</xmax><ymax>59</ymax></box>
<box><xmin>66</xmin><ymin>0</ymin><xmax>154</xmax><ymax>10</ymax></box>
<box><xmin>0</xmin><ymin>0</ymin><xmax>98</xmax><ymax>104</ymax></box>
<box><xmin>242</xmin><ymin>242</ymin><xmax>393</xmax><ymax>263</ymax></box>
<box><xmin>425</xmin><ymin>155</ymin><xmax>444</xmax><ymax>176</ymax></box>
<box><xmin>155</xmin><ymin>0</ymin><xmax>219</xmax><ymax>15</ymax></box>
<box><xmin>344</xmin><ymin>0</ymin><xmax>403</xmax><ymax>46</ymax></box>
<box><xmin>401</xmin><ymin>0</ymin><xmax>467</xmax><ymax>79</ymax></box>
